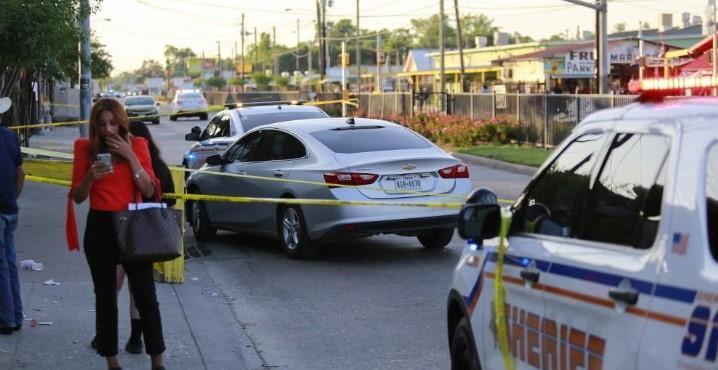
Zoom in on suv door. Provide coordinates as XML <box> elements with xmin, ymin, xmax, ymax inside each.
<box><xmin>638</xmin><ymin>131</ymin><xmax>718</xmax><ymax>369</ymax></box>
<box><xmin>477</xmin><ymin>132</ymin><xmax>606</xmax><ymax>369</ymax></box>
<box><xmin>540</xmin><ymin>132</ymin><xmax>671</xmax><ymax>370</ymax></box>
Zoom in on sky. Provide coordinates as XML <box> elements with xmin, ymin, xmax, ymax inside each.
<box><xmin>92</xmin><ymin>0</ymin><xmax>712</xmax><ymax>75</ymax></box>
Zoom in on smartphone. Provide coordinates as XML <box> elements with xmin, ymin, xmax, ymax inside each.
<box><xmin>97</xmin><ymin>153</ymin><xmax>113</xmax><ymax>172</ymax></box>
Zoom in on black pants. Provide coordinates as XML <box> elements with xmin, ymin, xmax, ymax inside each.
<box><xmin>84</xmin><ymin>210</ymin><xmax>165</xmax><ymax>357</ymax></box>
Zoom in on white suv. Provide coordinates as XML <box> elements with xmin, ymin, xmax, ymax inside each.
<box><xmin>170</xmin><ymin>90</ymin><xmax>209</xmax><ymax>121</ymax></box>
<box><xmin>448</xmin><ymin>97</ymin><xmax>718</xmax><ymax>370</ymax></box>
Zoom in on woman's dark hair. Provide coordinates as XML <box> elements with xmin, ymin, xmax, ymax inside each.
<box><xmin>129</xmin><ymin>120</ymin><xmax>171</xmax><ymax>187</ymax></box>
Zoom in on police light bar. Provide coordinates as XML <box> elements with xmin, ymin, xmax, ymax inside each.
<box><xmin>223</xmin><ymin>100</ymin><xmax>304</xmax><ymax>109</ymax></box>
<box><xmin>640</xmin><ymin>76</ymin><xmax>718</xmax><ymax>91</ymax></box>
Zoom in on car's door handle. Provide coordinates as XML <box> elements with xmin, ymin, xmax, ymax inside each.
<box><xmin>608</xmin><ymin>289</ymin><xmax>639</xmax><ymax>305</ymax></box>
<box><xmin>520</xmin><ymin>270</ymin><xmax>540</xmax><ymax>283</ymax></box>
<box><xmin>273</xmin><ymin>170</ymin><xmax>284</xmax><ymax>178</ymax></box>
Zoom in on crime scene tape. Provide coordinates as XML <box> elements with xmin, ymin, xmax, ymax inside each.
<box><xmin>495</xmin><ymin>208</ymin><xmax>515</xmax><ymax>370</ymax></box>
<box><xmin>24</xmin><ymin>174</ymin><xmax>462</xmax><ymax>209</ymax></box>
<box><xmin>20</xmin><ymin>147</ymin><xmax>517</xmax><ymax>204</ymax></box>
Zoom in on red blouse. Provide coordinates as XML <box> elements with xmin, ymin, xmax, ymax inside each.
<box><xmin>66</xmin><ymin>137</ymin><xmax>159</xmax><ymax>251</ymax></box>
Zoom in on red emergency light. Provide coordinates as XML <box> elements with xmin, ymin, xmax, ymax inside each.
<box><xmin>640</xmin><ymin>76</ymin><xmax>718</xmax><ymax>91</ymax></box>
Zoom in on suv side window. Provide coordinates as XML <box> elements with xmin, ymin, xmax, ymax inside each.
<box><xmin>512</xmin><ymin>133</ymin><xmax>606</xmax><ymax>237</ymax></box>
<box><xmin>707</xmin><ymin>144</ymin><xmax>718</xmax><ymax>261</ymax></box>
<box><xmin>217</xmin><ymin>115</ymin><xmax>231</xmax><ymax>137</ymax></box>
<box><xmin>271</xmin><ymin>131</ymin><xmax>306</xmax><ymax>160</ymax></box>
<box><xmin>200</xmin><ymin>114</ymin><xmax>223</xmax><ymax>140</ymax></box>
<box><xmin>580</xmin><ymin>134</ymin><xmax>670</xmax><ymax>248</ymax></box>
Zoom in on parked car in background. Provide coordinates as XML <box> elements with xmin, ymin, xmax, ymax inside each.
<box><xmin>182</xmin><ymin>102</ymin><xmax>328</xmax><ymax>172</ymax></box>
<box><xmin>170</xmin><ymin>90</ymin><xmax>209</xmax><ymax>121</ymax></box>
<box><xmin>186</xmin><ymin>117</ymin><xmax>472</xmax><ymax>259</ymax></box>
<box><xmin>123</xmin><ymin>95</ymin><xmax>160</xmax><ymax>125</ymax></box>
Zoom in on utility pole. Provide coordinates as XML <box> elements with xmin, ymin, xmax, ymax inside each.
<box><xmin>273</xmin><ymin>26</ymin><xmax>278</xmax><ymax>77</ymax></box>
<box><xmin>240</xmin><ymin>13</ymin><xmax>245</xmax><ymax>91</ymax></box>
<box><xmin>217</xmin><ymin>41</ymin><xmax>222</xmax><ymax>77</ymax></box>
<box><xmin>439</xmin><ymin>0</ymin><xmax>446</xmax><ymax>112</ymax></box>
<box><xmin>376</xmin><ymin>34</ymin><xmax>382</xmax><ymax>93</ymax></box>
<box><xmin>562</xmin><ymin>0</ymin><xmax>608</xmax><ymax>93</ymax></box>
<box><xmin>323</xmin><ymin>0</ymin><xmax>330</xmax><ymax>76</ymax></box>
<box><xmin>254</xmin><ymin>27</ymin><xmax>258</xmax><ymax>64</ymax></box>
<box><xmin>79</xmin><ymin>0</ymin><xmax>91</xmax><ymax>137</ymax></box>
<box><xmin>341</xmin><ymin>40</ymin><xmax>347</xmax><ymax>116</ymax></box>
<box><xmin>453</xmin><ymin>0</ymin><xmax>466</xmax><ymax>92</ymax></box>
<box><xmin>296</xmin><ymin>18</ymin><xmax>300</xmax><ymax>73</ymax></box>
<box><xmin>316</xmin><ymin>0</ymin><xmax>324</xmax><ymax>81</ymax></box>
<box><xmin>356</xmin><ymin>0</ymin><xmax>361</xmax><ymax>92</ymax></box>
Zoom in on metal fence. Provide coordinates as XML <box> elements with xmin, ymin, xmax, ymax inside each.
<box><xmin>358</xmin><ymin>92</ymin><xmax>638</xmax><ymax>146</ymax></box>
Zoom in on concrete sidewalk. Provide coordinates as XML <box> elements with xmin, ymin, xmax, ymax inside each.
<box><xmin>0</xmin><ymin>181</ymin><xmax>265</xmax><ymax>370</ymax></box>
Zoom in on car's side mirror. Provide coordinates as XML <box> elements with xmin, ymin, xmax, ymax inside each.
<box><xmin>458</xmin><ymin>204</ymin><xmax>501</xmax><ymax>240</ymax></box>
<box><xmin>185</xmin><ymin>126</ymin><xmax>202</xmax><ymax>141</ymax></box>
<box><xmin>205</xmin><ymin>154</ymin><xmax>224</xmax><ymax>166</ymax></box>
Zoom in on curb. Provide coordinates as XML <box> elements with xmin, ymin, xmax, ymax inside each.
<box><xmin>451</xmin><ymin>152</ymin><xmax>538</xmax><ymax>176</ymax></box>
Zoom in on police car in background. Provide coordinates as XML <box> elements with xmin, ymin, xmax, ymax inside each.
<box><xmin>182</xmin><ymin>101</ymin><xmax>328</xmax><ymax>172</ymax></box>
<box><xmin>448</xmin><ymin>92</ymin><xmax>718</xmax><ymax>369</ymax></box>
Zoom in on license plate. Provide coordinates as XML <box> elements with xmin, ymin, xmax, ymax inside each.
<box><xmin>394</xmin><ymin>175</ymin><xmax>422</xmax><ymax>191</ymax></box>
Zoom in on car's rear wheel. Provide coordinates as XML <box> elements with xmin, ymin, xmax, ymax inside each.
<box><xmin>451</xmin><ymin>317</ymin><xmax>481</xmax><ymax>370</ymax></box>
<box><xmin>200</xmin><ymin>113</ymin><xmax>208</xmax><ymax>120</ymax></box>
<box><xmin>152</xmin><ymin>119</ymin><xmax>160</xmax><ymax>125</ymax></box>
<box><xmin>191</xmin><ymin>198</ymin><xmax>216</xmax><ymax>241</ymax></box>
<box><xmin>278</xmin><ymin>205</ymin><xmax>317</xmax><ymax>259</ymax></box>
<box><xmin>170</xmin><ymin>115</ymin><xmax>177</xmax><ymax>121</ymax></box>
<box><xmin>418</xmin><ymin>227</ymin><xmax>454</xmax><ymax>249</ymax></box>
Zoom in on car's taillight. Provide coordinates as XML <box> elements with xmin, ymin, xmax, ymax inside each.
<box><xmin>324</xmin><ymin>172</ymin><xmax>378</xmax><ymax>187</ymax></box>
<box><xmin>438</xmin><ymin>164</ymin><xmax>469</xmax><ymax>179</ymax></box>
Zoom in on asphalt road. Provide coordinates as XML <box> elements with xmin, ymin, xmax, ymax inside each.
<box><xmin>144</xmin><ymin>112</ymin><xmax>532</xmax><ymax>369</ymax></box>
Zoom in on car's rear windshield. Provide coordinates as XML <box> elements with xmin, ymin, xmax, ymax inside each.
<box><xmin>125</xmin><ymin>97</ymin><xmax>154</xmax><ymax>106</ymax></box>
<box><xmin>311</xmin><ymin>126</ymin><xmax>431</xmax><ymax>153</ymax></box>
<box><xmin>241</xmin><ymin>111</ymin><xmax>326</xmax><ymax>131</ymax></box>
<box><xmin>179</xmin><ymin>93</ymin><xmax>203</xmax><ymax>100</ymax></box>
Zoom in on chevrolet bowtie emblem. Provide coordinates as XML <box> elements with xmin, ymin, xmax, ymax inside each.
<box><xmin>402</xmin><ymin>164</ymin><xmax>417</xmax><ymax>170</ymax></box>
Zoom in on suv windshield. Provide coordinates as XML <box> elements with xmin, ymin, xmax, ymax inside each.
<box><xmin>241</xmin><ymin>111</ymin><xmax>326</xmax><ymax>131</ymax></box>
<box><xmin>125</xmin><ymin>97</ymin><xmax>154</xmax><ymax>106</ymax></box>
<box><xmin>179</xmin><ymin>93</ymin><xmax>203</xmax><ymax>100</ymax></box>
<box><xmin>311</xmin><ymin>126</ymin><xmax>431</xmax><ymax>153</ymax></box>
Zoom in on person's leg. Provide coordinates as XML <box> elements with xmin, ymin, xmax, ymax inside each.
<box><xmin>84</xmin><ymin>211</ymin><xmax>121</xmax><ymax>368</ymax></box>
<box><xmin>0</xmin><ymin>214</ymin><xmax>18</xmax><ymax>332</ymax></box>
<box><xmin>123</xmin><ymin>261</ymin><xmax>165</xmax><ymax>367</ymax></box>
<box><xmin>116</xmin><ymin>265</ymin><xmax>143</xmax><ymax>354</ymax></box>
<box><xmin>4</xmin><ymin>214</ymin><xmax>22</xmax><ymax>329</ymax></box>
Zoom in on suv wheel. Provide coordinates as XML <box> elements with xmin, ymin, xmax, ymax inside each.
<box><xmin>278</xmin><ymin>205</ymin><xmax>317</xmax><ymax>259</ymax></box>
<box><xmin>200</xmin><ymin>112</ymin><xmax>208</xmax><ymax>120</ymax></box>
<box><xmin>170</xmin><ymin>115</ymin><xmax>177</xmax><ymax>121</ymax></box>
<box><xmin>450</xmin><ymin>317</ymin><xmax>481</xmax><ymax>370</ymax></box>
<box><xmin>418</xmin><ymin>227</ymin><xmax>454</xmax><ymax>249</ymax></box>
<box><xmin>191</xmin><ymin>198</ymin><xmax>216</xmax><ymax>241</ymax></box>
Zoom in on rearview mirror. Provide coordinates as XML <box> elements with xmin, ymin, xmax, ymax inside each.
<box><xmin>458</xmin><ymin>204</ymin><xmax>501</xmax><ymax>240</ymax></box>
<box><xmin>205</xmin><ymin>154</ymin><xmax>223</xmax><ymax>166</ymax></box>
<box><xmin>185</xmin><ymin>126</ymin><xmax>202</xmax><ymax>141</ymax></box>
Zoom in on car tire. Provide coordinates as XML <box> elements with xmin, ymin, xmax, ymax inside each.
<box><xmin>450</xmin><ymin>317</ymin><xmax>481</xmax><ymax>370</ymax></box>
<box><xmin>200</xmin><ymin>113</ymin><xmax>208</xmax><ymax>120</ymax></box>
<box><xmin>190</xmin><ymin>198</ymin><xmax>216</xmax><ymax>242</ymax></box>
<box><xmin>152</xmin><ymin>119</ymin><xmax>160</xmax><ymax>125</ymax></box>
<box><xmin>170</xmin><ymin>115</ymin><xmax>177</xmax><ymax>121</ymax></box>
<box><xmin>278</xmin><ymin>205</ymin><xmax>317</xmax><ymax>259</ymax></box>
<box><xmin>418</xmin><ymin>227</ymin><xmax>454</xmax><ymax>249</ymax></box>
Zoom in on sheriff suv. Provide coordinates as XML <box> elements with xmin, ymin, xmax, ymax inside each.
<box><xmin>182</xmin><ymin>102</ymin><xmax>328</xmax><ymax>172</ymax></box>
<box><xmin>447</xmin><ymin>97</ymin><xmax>718</xmax><ymax>370</ymax></box>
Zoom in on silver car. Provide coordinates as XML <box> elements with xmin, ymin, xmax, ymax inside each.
<box><xmin>182</xmin><ymin>104</ymin><xmax>329</xmax><ymax>173</ymax></box>
<box><xmin>123</xmin><ymin>95</ymin><xmax>160</xmax><ymax>125</ymax></box>
<box><xmin>170</xmin><ymin>90</ymin><xmax>208</xmax><ymax>121</ymax></box>
<box><xmin>186</xmin><ymin>117</ymin><xmax>472</xmax><ymax>258</ymax></box>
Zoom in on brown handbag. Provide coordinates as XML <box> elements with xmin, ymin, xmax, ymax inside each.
<box><xmin>112</xmin><ymin>200</ymin><xmax>183</xmax><ymax>263</ymax></box>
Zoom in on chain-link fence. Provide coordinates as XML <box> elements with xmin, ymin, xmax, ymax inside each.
<box><xmin>358</xmin><ymin>92</ymin><xmax>638</xmax><ymax>146</ymax></box>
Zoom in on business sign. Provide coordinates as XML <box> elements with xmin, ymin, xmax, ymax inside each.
<box><xmin>565</xmin><ymin>50</ymin><xmax>595</xmax><ymax>76</ymax></box>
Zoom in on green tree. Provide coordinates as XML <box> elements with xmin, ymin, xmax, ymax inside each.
<box><xmin>410</xmin><ymin>14</ymin><xmax>456</xmax><ymax>48</ymax></box>
<box><xmin>135</xmin><ymin>60</ymin><xmax>164</xmax><ymax>80</ymax></box>
<box><xmin>206</xmin><ymin>76</ymin><xmax>226</xmax><ymax>89</ymax></box>
<box><xmin>274</xmin><ymin>75</ymin><xmax>289</xmax><ymax>88</ymax></box>
<box><xmin>508</xmin><ymin>32</ymin><xmax>534</xmax><ymax>44</ymax></box>
<box><xmin>229</xmin><ymin>76</ymin><xmax>246</xmax><ymax>87</ymax></box>
<box><xmin>164</xmin><ymin>45</ymin><xmax>196</xmax><ymax>77</ymax></box>
<box><xmin>614</xmin><ymin>22</ymin><xmax>627</xmax><ymax>33</ymax></box>
<box><xmin>251</xmin><ymin>72</ymin><xmax>271</xmax><ymax>90</ymax></box>
<box><xmin>461</xmin><ymin>14</ymin><xmax>497</xmax><ymax>46</ymax></box>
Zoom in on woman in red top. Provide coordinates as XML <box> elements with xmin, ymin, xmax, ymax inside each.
<box><xmin>70</xmin><ymin>99</ymin><xmax>166</xmax><ymax>370</ymax></box>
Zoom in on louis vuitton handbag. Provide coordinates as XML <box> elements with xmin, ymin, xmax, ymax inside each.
<box><xmin>112</xmin><ymin>199</ymin><xmax>183</xmax><ymax>263</ymax></box>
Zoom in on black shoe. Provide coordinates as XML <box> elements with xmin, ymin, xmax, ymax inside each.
<box><xmin>125</xmin><ymin>336</ymin><xmax>143</xmax><ymax>354</ymax></box>
<box><xmin>12</xmin><ymin>324</ymin><xmax>20</xmax><ymax>331</ymax></box>
<box><xmin>152</xmin><ymin>367</ymin><xmax>166</xmax><ymax>370</ymax></box>
<box><xmin>90</xmin><ymin>336</ymin><xmax>99</xmax><ymax>352</ymax></box>
<box><xmin>0</xmin><ymin>327</ymin><xmax>13</xmax><ymax>335</ymax></box>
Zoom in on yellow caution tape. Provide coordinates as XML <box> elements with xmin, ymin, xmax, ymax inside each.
<box><xmin>9</xmin><ymin>119</ymin><xmax>88</xmax><ymax>130</ymax></box>
<box><xmin>26</xmin><ymin>175</ymin><xmax>71</xmax><ymax>187</ymax></box>
<box><xmin>494</xmin><ymin>208</ymin><xmax>514</xmax><ymax>370</ymax></box>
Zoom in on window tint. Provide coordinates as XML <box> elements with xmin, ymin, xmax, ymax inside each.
<box><xmin>240</xmin><ymin>111</ymin><xmax>327</xmax><ymax>131</ymax></box>
<box><xmin>580</xmin><ymin>134</ymin><xmax>670</xmax><ymax>248</ymax></box>
<box><xmin>270</xmin><ymin>131</ymin><xmax>306</xmax><ymax>160</ymax></box>
<box><xmin>226</xmin><ymin>131</ymin><xmax>262</xmax><ymax>162</ymax></box>
<box><xmin>311</xmin><ymin>126</ymin><xmax>431</xmax><ymax>153</ymax></box>
<box><xmin>125</xmin><ymin>97</ymin><xmax>154</xmax><ymax>106</ymax></box>
<box><xmin>179</xmin><ymin>93</ymin><xmax>203</xmax><ymax>99</ymax></box>
<box><xmin>707</xmin><ymin>144</ymin><xmax>718</xmax><ymax>261</ymax></box>
<box><xmin>512</xmin><ymin>133</ymin><xmax>605</xmax><ymax>237</ymax></box>
<box><xmin>201</xmin><ymin>115</ymin><xmax>230</xmax><ymax>140</ymax></box>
